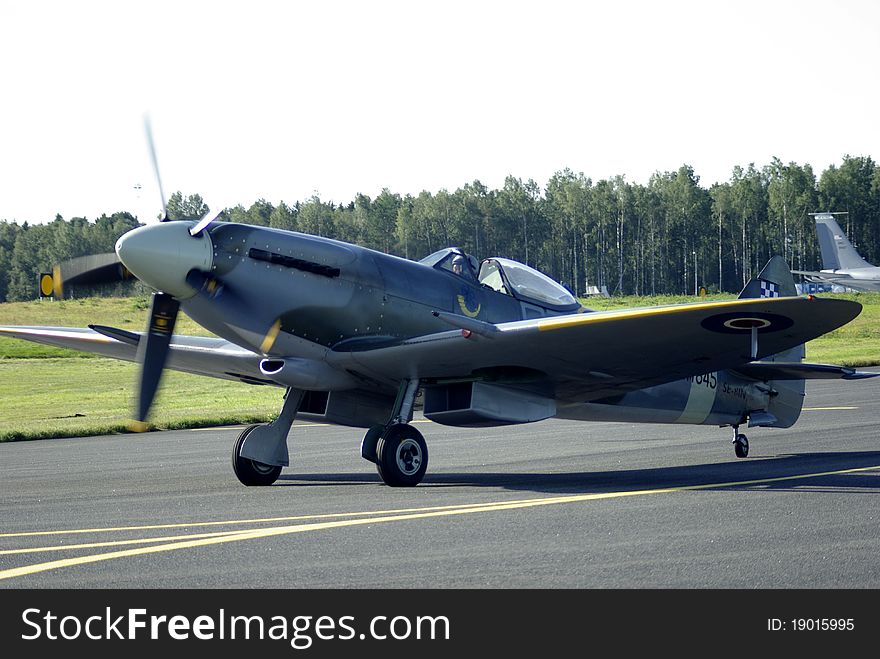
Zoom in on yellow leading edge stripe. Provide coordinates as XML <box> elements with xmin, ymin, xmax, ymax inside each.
<box><xmin>535</xmin><ymin>295</ymin><xmax>795</xmax><ymax>331</ymax></box>
<box><xmin>1</xmin><ymin>463</ymin><xmax>877</xmax><ymax>582</ymax></box>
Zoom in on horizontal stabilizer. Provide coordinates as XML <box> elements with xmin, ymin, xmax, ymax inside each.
<box><xmin>733</xmin><ymin>361</ymin><xmax>879</xmax><ymax>381</ymax></box>
<box><xmin>791</xmin><ymin>269</ymin><xmax>853</xmax><ymax>280</ymax></box>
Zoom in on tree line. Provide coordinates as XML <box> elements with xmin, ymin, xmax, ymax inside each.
<box><xmin>1</xmin><ymin>155</ymin><xmax>878</xmax><ymax>303</ymax></box>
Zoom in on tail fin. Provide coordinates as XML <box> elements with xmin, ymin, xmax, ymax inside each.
<box><xmin>738</xmin><ymin>256</ymin><xmax>804</xmax><ymax>428</ymax></box>
<box><xmin>738</xmin><ymin>255</ymin><xmax>798</xmax><ymax>300</ymax></box>
<box><xmin>815</xmin><ymin>214</ymin><xmax>871</xmax><ymax>270</ymax></box>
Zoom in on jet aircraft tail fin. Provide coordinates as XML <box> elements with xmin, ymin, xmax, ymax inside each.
<box><xmin>815</xmin><ymin>214</ymin><xmax>871</xmax><ymax>271</ymax></box>
<box><xmin>738</xmin><ymin>256</ymin><xmax>804</xmax><ymax>428</ymax></box>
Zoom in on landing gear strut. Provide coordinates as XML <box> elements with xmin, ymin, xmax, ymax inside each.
<box><xmin>731</xmin><ymin>425</ymin><xmax>749</xmax><ymax>458</ymax></box>
<box><xmin>232</xmin><ymin>387</ymin><xmax>304</xmax><ymax>486</ymax></box>
<box><xmin>361</xmin><ymin>379</ymin><xmax>428</xmax><ymax>487</ymax></box>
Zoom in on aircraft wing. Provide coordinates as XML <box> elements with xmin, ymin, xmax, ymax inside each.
<box><xmin>0</xmin><ymin>325</ymin><xmax>273</xmax><ymax>385</ymax></box>
<box><xmin>331</xmin><ymin>296</ymin><xmax>863</xmax><ymax>402</ymax></box>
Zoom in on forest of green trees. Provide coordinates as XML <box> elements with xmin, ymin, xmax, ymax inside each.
<box><xmin>1</xmin><ymin>155</ymin><xmax>878</xmax><ymax>303</ymax></box>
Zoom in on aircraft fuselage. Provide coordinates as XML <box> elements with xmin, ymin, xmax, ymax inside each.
<box><xmin>558</xmin><ymin>368</ymin><xmax>802</xmax><ymax>429</ymax></box>
<box><xmin>810</xmin><ymin>268</ymin><xmax>880</xmax><ymax>292</ymax></box>
<box><xmin>118</xmin><ymin>220</ymin><xmax>802</xmax><ymax>433</ymax></box>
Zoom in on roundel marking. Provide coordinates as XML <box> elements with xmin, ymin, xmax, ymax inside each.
<box><xmin>701</xmin><ymin>312</ymin><xmax>793</xmax><ymax>334</ymax></box>
<box><xmin>722</xmin><ymin>317</ymin><xmax>771</xmax><ymax>330</ymax></box>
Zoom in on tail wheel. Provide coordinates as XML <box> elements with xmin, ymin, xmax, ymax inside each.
<box><xmin>232</xmin><ymin>424</ymin><xmax>282</xmax><ymax>486</ymax></box>
<box><xmin>376</xmin><ymin>424</ymin><xmax>428</xmax><ymax>487</ymax></box>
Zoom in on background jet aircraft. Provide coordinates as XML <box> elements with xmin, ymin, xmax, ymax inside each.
<box><xmin>0</xmin><ymin>125</ymin><xmax>874</xmax><ymax>488</ymax></box>
<box><xmin>792</xmin><ymin>213</ymin><xmax>880</xmax><ymax>292</ymax></box>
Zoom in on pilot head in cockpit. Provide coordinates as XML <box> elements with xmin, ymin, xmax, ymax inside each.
<box><xmin>452</xmin><ymin>254</ymin><xmax>464</xmax><ymax>275</ymax></box>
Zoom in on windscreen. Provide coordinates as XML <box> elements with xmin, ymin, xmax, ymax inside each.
<box><xmin>480</xmin><ymin>258</ymin><xmax>579</xmax><ymax>309</ymax></box>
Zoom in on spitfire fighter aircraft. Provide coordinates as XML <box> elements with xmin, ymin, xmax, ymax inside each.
<box><xmin>1</xmin><ymin>216</ymin><xmax>874</xmax><ymax>488</ymax></box>
<box><xmin>0</xmin><ymin>123</ymin><xmax>874</xmax><ymax>487</ymax></box>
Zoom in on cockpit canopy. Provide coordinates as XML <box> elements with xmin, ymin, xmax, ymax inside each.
<box><xmin>419</xmin><ymin>247</ymin><xmax>480</xmax><ymax>280</ymax></box>
<box><xmin>420</xmin><ymin>248</ymin><xmax>581</xmax><ymax>312</ymax></box>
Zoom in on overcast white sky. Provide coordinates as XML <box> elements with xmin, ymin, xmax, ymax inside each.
<box><xmin>1</xmin><ymin>0</ymin><xmax>878</xmax><ymax>224</ymax></box>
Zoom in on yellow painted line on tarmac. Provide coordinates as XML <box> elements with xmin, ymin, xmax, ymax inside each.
<box><xmin>802</xmin><ymin>406</ymin><xmax>858</xmax><ymax>411</ymax></box>
<box><xmin>1</xmin><ymin>464</ymin><xmax>878</xmax><ymax>582</ymax></box>
<box><xmin>0</xmin><ymin>529</ymin><xmax>256</xmax><ymax>556</ymax></box>
<box><xmin>0</xmin><ymin>500</ymin><xmax>536</xmax><ymax>539</ymax></box>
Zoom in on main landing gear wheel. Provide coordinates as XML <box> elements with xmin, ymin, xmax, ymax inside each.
<box><xmin>232</xmin><ymin>424</ymin><xmax>282</xmax><ymax>486</ymax></box>
<box><xmin>733</xmin><ymin>433</ymin><xmax>749</xmax><ymax>458</ymax></box>
<box><xmin>376</xmin><ymin>423</ymin><xmax>428</xmax><ymax>487</ymax></box>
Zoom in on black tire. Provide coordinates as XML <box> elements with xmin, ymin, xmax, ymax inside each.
<box><xmin>734</xmin><ymin>434</ymin><xmax>749</xmax><ymax>459</ymax></box>
<box><xmin>360</xmin><ymin>424</ymin><xmax>385</xmax><ymax>464</ymax></box>
<box><xmin>376</xmin><ymin>424</ymin><xmax>428</xmax><ymax>487</ymax></box>
<box><xmin>232</xmin><ymin>424</ymin><xmax>282</xmax><ymax>486</ymax></box>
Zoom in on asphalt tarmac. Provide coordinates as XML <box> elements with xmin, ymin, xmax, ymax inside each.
<box><xmin>2</xmin><ymin>371</ymin><xmax>879</xmax><ymax>589</ymax></box>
